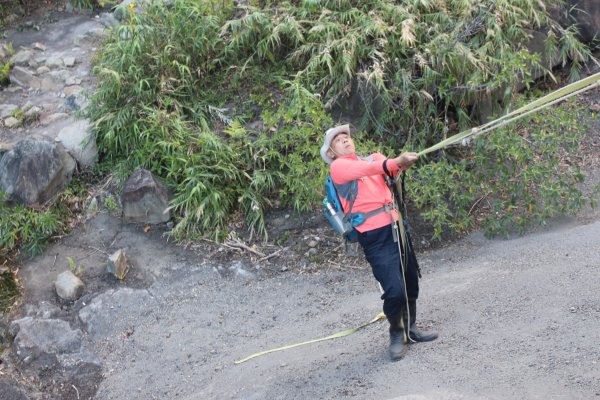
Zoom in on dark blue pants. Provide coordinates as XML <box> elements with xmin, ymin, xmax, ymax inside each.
<box><xmin>358</xmin><ymin>222</ymin><xmax>420</xmax><ymax>319</ymax></box>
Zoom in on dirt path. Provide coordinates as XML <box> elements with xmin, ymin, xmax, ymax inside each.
<box><xmin>11</xmin><ymin>206</ymin><xmax>598</xmax><ymax>400</ymax></box>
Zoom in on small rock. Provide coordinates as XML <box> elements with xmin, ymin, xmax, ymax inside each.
<box><xmin>64</xmin><ymin>85</ymin><xmax>83</xmax><ymax>96</ymax></box>
<box><xmin>45</xmin><ymin>56</ymin><xmax>63</xmax><ymax>68</ymax></box>
<box><xmin>33</xmin><ymin>42</ymin><xmax>46</xmax><ymax>51</ymax></box>
<box><xmin>86</xmin><ymin>197</ymin><xmax>99</xmax><ymax>218</ymax></box>
<box><xmin>306</xmin><ymin>248</ymin><xmax>318</xmax><ymax>256</ymax></box>
<box><xmin>4</xmin><ymin>117</ymin><xmax>19</xmax><ymax>128</ymax></box>
<box><xmin>0</xmin><ymin>142</ymin><xmax>12</xmax><ymax>153</ymax></box>
<box><xmin>107</xmin><ymin>249</ymin><xmax>129</xmax><ymax>280</ymax></box>
<box><xmin>24</xmin><ymin>106</ymin><xmax>41</xmax><ymax>120</ymax></box>
<box><xmin>11</xmin><ymin>49</ymin><xmax>33</xmax><ymax>65</ymax></box>
<box><xmin>55</xmin><ymin>270</ymin><xmax>85</xmax><ymax>301</ymax></box>
<box><xmin>37</xmin><ymin>66</ymin><xmax>50</xmax><ymax>74</ymax></box>
<box><xmin>308</xmin><ymin>240</ymin><xmax>318</xmax><ymax>248</ymax></box>
<box><xmin>0</xmin><ymin>104</ymin><xmax>18</xmax><ymax>119</ymax></box>
<box><xmin>63</xmin><ymin>56</ymin><xmax>76</xmax><ymax>67</ymax></box>
<box><xmin>40</xmin><ymin>112</ymin><xmax>69</xmax><ymax>126</ymax></box>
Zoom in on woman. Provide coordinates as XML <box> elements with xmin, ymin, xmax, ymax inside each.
<box><xmin>320</xmin><ymin>124</ymin><xmax>438</xmax><ymax>360</ymax></box>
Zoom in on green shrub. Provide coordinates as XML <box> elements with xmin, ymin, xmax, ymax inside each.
<box><xmin>87</xmin><ymin>0</ymin><xmax>594</xmax><ymax>242</ymax></box>
<box><xmin>220</xmin><ymin>0</ymin><xmax>592</xmax><ymax>143</ymax></box>
<box><xmin>409</xmin><ymin>97</ymin><xmax>591</xmax><ymax>239</ymax></box>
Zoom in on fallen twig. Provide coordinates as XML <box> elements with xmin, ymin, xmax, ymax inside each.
<box><xmin>72</xmin><ymin>384</ymin><xmax>80</xmax><ymax>400</ymax></box>
<box><xmin>87</xmin><ymin>246</ymin><xmax>111</xmax><ymax>257</ymax></box>
<box><xmin>257</xmin><ymin>247</ymin><xmax>289</xmax><ymax>262</ymax></box>
<box><xmin>225</xmin><ymin>239</ymin><xmax>266</xmax><ymax>257</ymax></box>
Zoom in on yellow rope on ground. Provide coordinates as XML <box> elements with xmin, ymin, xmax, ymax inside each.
<box><xmin>234</xmin><ymin>312</ymin><xmax>386</xmax><ymax>364</ymax></box>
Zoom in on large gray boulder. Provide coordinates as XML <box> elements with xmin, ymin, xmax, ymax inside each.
<box><xmin>551</xmin><ymin>1</ymin><xmax>600</xmax><ymax>44</ymax></box>
<box><xmin>9</xmin><ymin>66</ymin><xmax>57</xmax><ymax>91</ymax></box>
<box><xmin>0</xmin><ymin>138</ymin><xmax>76</xmax><ymax>205</ymax></box>
<box><xmin>56</xmin><ymin>119</ymin><xmax>98</xmax><ymax>167</ymax></box>
<box><xmin>78</xmin><ymin>288</ymin><xmax>154</xmax><ymax>340</ymax></box>
<box><xmin>9</xmin><ymin>317</ymin><xmax>83</xmax><ymax>369</ymax></box>
<box><xmin>121</xmin><ymin>168</ymin><xmax>171</xmax><ymax>224</ymax></box>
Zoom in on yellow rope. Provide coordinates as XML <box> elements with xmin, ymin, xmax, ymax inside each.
<box><xmin>234</xmin><ymin>312</ymin><xmax>386</xmax><ymax>364</ymax></box>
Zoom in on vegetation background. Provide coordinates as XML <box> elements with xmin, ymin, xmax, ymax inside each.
<box><xmin>1</xmin><ymin>0</ymin><xmax>599</xmax><ymax>260</ymax></box>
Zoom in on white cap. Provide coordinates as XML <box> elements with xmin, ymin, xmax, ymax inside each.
<box><xmin>320</xmin><ymin>124</ymin><xmax>350</xmax><ymax>164</ymax></box>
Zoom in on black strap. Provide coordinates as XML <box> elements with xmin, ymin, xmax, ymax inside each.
<box><xmin>382</xmin><ymin>159</ymin><xmax>391</xmax><ymax>177</ymax></box>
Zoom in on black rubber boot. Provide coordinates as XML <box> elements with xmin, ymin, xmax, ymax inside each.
<box><xmin>388</xmin><ymin>313</ymin><xmax>407</xmax><ymax>360</ymax></box>
<box><xmin>406</xmin><ymin>302</ymin><xmax>438</xmax><ymax>342</ymax></box>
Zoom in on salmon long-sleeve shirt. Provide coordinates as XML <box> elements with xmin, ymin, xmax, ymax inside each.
<box><xmin>330</xmin><ymin>153</ymin><xmax>401</xmax><ymax>232</ymax></box>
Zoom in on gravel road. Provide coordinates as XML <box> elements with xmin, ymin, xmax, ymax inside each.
<box><xmin>75</xmin><ymin>215</ymin><xmax>600</xmax><ymax>400</ymax></box>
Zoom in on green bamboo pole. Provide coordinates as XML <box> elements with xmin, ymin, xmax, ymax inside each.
<box><xmin>417</xmin><ymin>72</ymin><xmax>600</xmax><ymax>157</ymax></box>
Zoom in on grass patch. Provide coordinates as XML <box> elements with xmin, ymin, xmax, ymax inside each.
<box><xmin>0</xmin><ymin>269</ymin><xmax>19</xmax><ymax>314</ymax></box>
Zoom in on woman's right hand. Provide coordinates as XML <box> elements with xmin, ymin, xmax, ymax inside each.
<box><xmin>395</xmin><ymin>152</ymin><xmax>419</xmax><ymax>170</ymax></box>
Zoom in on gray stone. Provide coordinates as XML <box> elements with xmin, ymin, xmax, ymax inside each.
<box><xmin>45</xmin><ymin>56</ymin><xmax>63</xmax><ymax>68</ymax></box>
<box><xmin>9</xmin><ymin>317</ymin><xmax>83</xmax><ymax>368</ymax></box>
<box><xmin>62</xmin><ymin>93</ymin><xmax>87</xmax><ymax>111</ymax></box>
<box><xmin>23</xmin><ymin>106</ymin><xmax>41</xmax><ymax>121</ymax></box>
<box><xmin>65</xmin><ymin>76</ymin><xmax>82</xmax><ymax>86</ymax></box>
<box><xmin>0</xmin><ymin>104</ymin><xmax>18</xmax><ymax>119</ymax></box>
<box><xmin>55</xmin><ymin>270</ymin><xmax>85</xmax><ymax>301</ymax></box>
<box><xmin>0</xmin><ymin>43</ymin><xmax>12</xmax><ymax>62</ymax></box>
<box><xmin>56</xmin><ymin>119</ymin><xmax>98</xmax><ymax>167</ymax></box>
<box><xmin>550</xmin><ymin>1</ymin><xmax>600</xmax><ymax>44</ymax></box>
<box><xmin>79</xmin><ymin>288</ymin><xmax>154</xmax><ymax>340</ymax></box>
<box><xmin>0</xmin><ymin>142</ymin><xmax>12</xmax><ymax>155</ymax></box>
<box><xmin>113</xmin><ymin>0</ymin><xmax>148</xmax><ymax>21</ymax></box>
<box><xmin>40</xmin><ymin>112</ymin><xmax>69</xmax><ymax>126</ymax></box>
<box><xmin>56</xmin><ymin>349</ymin><xmax>103</xmax><ymax>383</ymax></box>
<box><xmin>9</xmin><ymin>66</ymin><xmax>42</xmax><ymax>89</ymax></box>
<box><xmin>10</xmin><ymin>65</ymin><xmax>57</xmax><ymax>90</ymax></box>
<box><xmin>24</xmin><ymin>301</ymin><xmax>61</xmax><ymax>319</ymax></box>
<box><xmin>107</xmin><ymin>249</ymin><xmax>129</xmax><ymax>280</ymax></box>
<box><xmin>64</xmin><ymin>84</ymin><xmax>83</xmax><ymax>96</ymax></box>
<box><xmin>73</xmin><ymin>28</ymin><xmax>108</xmax><ymax>46</ymax></box>
<box><xmin>63</xmin><ymin>56</ymin><xmax>76</xmax><ymax>67</ymax></box>
<box><xmin>121</xmin><ymin>168</ymin><xmax>172</xmax><ymax>224</ymax></box>
<box><xmin>0</xmin><ymin>138</ymin><xmax>76</xmax><ymax>205</ymax></box>
<box><xmin>0</xmin><ymin>104</ymin><xmax>19</xmax><ymax>119</ymax></box>
<box><xmin>48</xmin><ymin>69</ymin><xmax>70</xmax><ymax>84</ymax></box>
<box><xmin>33</xmin><ymin>42</ymin><xmax>46</xmax><ymax>51</ymax></box>
<box><xmin>4</xmin><ymin>117</ymin><xmax>19</xmax><ymax>128</ymax></box>
<box><xmin>0</xmin><ymin>377</ymin><xmax>29</xmax><ymax>400</ymax></box>
<box><xmin>11</xmin><ymin>49</ymin><xmax>33</xmax><ymax>66</ymax></box>
<box><xmin>99</xmin><ymin>12</ymin><xmax>120</xmax><ymax>28</ymax></box>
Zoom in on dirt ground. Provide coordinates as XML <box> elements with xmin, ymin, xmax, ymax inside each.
<box><xmin>8</xmin><ymin>193</ymin><xmax>600</xmax><ymax>400</ymax></box>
